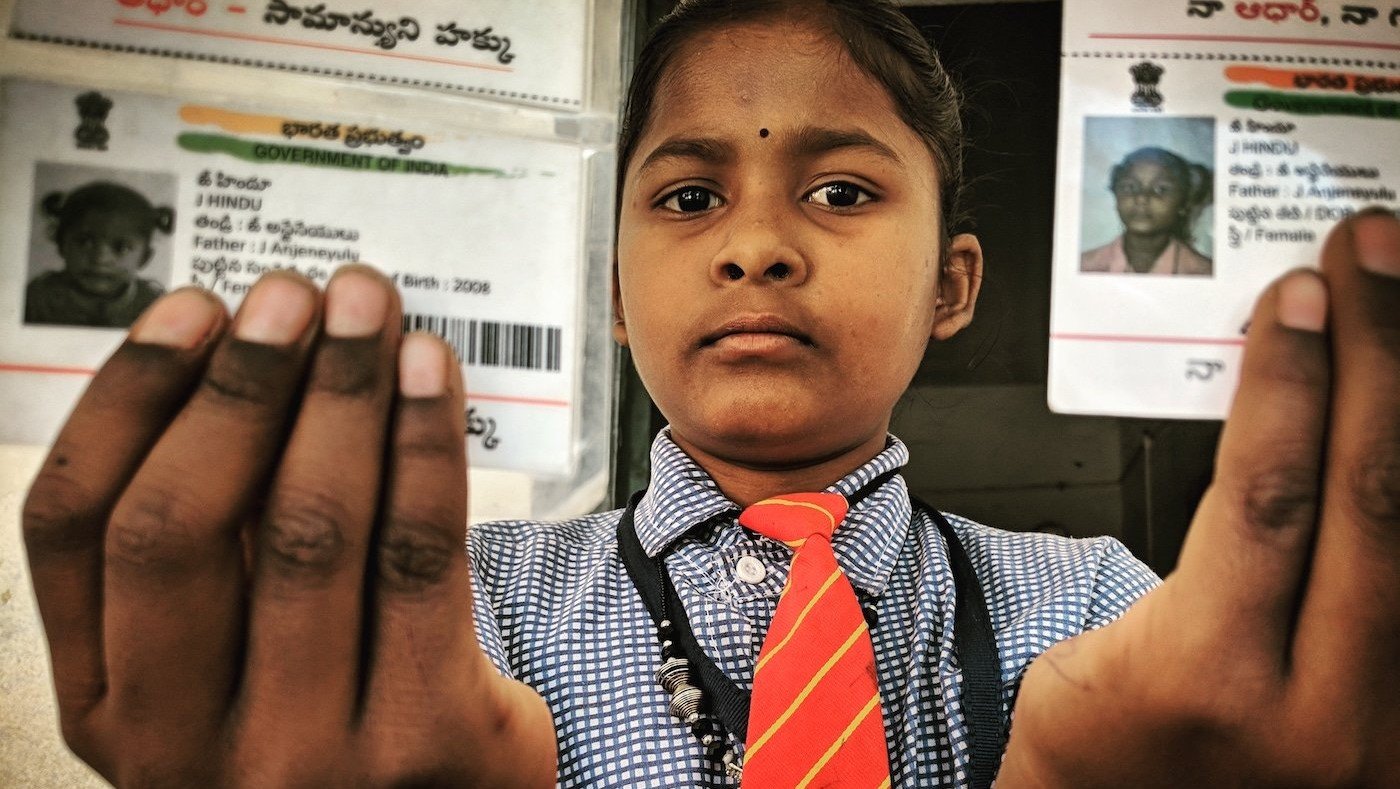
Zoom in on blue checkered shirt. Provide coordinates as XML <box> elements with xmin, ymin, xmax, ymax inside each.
<box><xmin>468</xmin><ymin>432</ymin><xmax>1161</xmax><ymax>787</ymax></box>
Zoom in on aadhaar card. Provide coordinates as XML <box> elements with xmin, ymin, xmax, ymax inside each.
<box><xmin>7</xmin><ymin>0</ymin><xmax>589</xmax><ymax>110</ymax></box>
<box><xmin>1049</xmin><ymin>0</ymin><xmax>1399</xmax><ymax>419</ymax></box>
<box><xmin>0</xmin><ymin>78</ymin><xmax>586</xmax><ymax>475</ymax></box>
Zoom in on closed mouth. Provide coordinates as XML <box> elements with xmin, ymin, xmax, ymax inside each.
<box><xmin>701</xmin><ymin>315</ymin><xmax>813</xmax><ymax>347</ymax></box>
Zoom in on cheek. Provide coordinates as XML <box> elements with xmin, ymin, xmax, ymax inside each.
<box><xmin>834</xmin><ymin>280</ymin><xmax>933</xmax><ymax>371</ymax></box>
<box><xmin>615</xmin><ymin>271</ymin><xmax>673</xmax><ymax>363</ymax></box>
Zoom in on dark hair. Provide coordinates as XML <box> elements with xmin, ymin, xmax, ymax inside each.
<box><xmin>617</xmin><ymin>0</ymin><xmax>965</xmax><ymax>244</ymax></box>
<box><xmin>43</xmin><ymin>181</ymin><xmax>174</xmax><ymax>244</ymax></box>
<box><xmin>1109</xmin><ymin>146</ymin><xmax>1212</xmax><ymax>241</ymax></box>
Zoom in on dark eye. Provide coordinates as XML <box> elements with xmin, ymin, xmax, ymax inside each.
<box><xmin>661</xmin><ymin>186</ymin><xmax>722</xmax><ymax>213</ymax></box>
<box><xmin>806</xmin><ymin>181</ymin><xmax>872</xmax><ymax>209</ymax></box>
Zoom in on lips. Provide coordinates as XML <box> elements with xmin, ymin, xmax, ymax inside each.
<box><xmin>700</xmin><ymin>314</ymin><xmax>813</xmax><ymax>348</ymax></box>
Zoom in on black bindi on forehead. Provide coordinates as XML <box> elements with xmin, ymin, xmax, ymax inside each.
<box><xmin>759</xmin><ymin>128</ymin><xmax>770</xmax><ymax>138</ymax></box>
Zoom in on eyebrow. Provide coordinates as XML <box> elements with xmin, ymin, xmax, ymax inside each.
<box><xmin>636</xmin><ymin>136</ymin><xmax>733</xmax><ymax>176</ymax></box>
<box><xmin>787</xmin><ymin>125</ymin><xmax>905</xmax><ymax>165</ymax></box>
<box><xmin>634</xmin><ymin>125</ymin><xmax>904</xmax><ymax>177</ymax></box>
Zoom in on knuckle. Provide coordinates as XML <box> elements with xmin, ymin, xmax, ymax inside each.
<box><xmin>1256</xmin><ymin>352</ymin><xmax>1328</xmax><ymax>390</ymax></box>
<box><xmin>377</xmin><ymin>516</ymin><xmax>459</xmax><ymax>593</ymax></box>
<box><xmin>1232</xmin><ymin>464</ymin><xmax>1319</xmax><ymax>538</ymax></box>
<box><xmin>395</xmin><ymin>421</ymin><xmax>460</xmax><ymax>461</ymax></box>
<box><xmin>308</xmin><ymin>337</ymin><xmax>386</xmax><ymax>397</ymax></box>
<box><xmin>1360</xmin><ymin>275</ymin><xmax>1400</xmax><ymax>342</ymax></box>
<box><xmin>261</xmin><ymin>486</ymin><xmax>354</xmax><ymax>583</ymax></box>
<box><xmin>197</xmin><ymin>341</ymin><xmax>300</xmax><ymax>413</ymax></box>
<box><xmin>106</xmin><ymin>492</ymin><xmax>207</xmax><ymax>580</ymax></box>
<box><xmin>23</xmin><ymin>470</ymin><xmax>103</xmax><ymax>555</ymax></box>
<box><xmin>89</xmin><ymin>343</ymin><xmax>191</xmax><ymax>409</ymax></box>
<box><xmin>1344</xmin><ymin>456</ymin><xmax>1400</xmax><ymax>540</ymax></box>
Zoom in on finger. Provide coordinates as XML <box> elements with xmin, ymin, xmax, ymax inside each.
<box><xmin>1172</xmin><ymin>269</ymin><xmax>1329</xmax><ymax>662</ymax></box>
<box><xmin>1297</xmin><ymin>209</ymin><xmax>1400</xmax><ymax>689</ymax></box>
<box><xmin>239</xmin><ymin>267</ymin><xmax>401</xmax><ymax>742</ymax></box>
<box><xmin>100</xmin><ymin>273</ymin><xmax>319</xmax><ymax>736</ymax></box>
<box><xmin>362</xmin><ymin>335</ymin><xmax>482</xmax><ymax>765</ymax></box>
<box><xmin>23</xmin><ymin>290</ymin><xmax>227</xmax><ymax>723</ymax></box>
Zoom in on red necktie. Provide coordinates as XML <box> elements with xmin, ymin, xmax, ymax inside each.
<box><xmin>739</xmin><ymin>493</ymin><xmax>890</xmax><ymax>788</ymax></box>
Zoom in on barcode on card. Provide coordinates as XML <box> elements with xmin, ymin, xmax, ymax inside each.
<box><xmin>402</xmin><ymin>314</ymin><xmax>563</xmax><ymax>372</ymax></box>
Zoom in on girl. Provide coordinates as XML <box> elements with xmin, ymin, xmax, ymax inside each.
<box><xmin>1080</xmin><ymin>146</ymin><xmax>1213</xmax><ymax>276</ymax></box>
<box><xmin>24</xmin><ymin>180</ymin><xmax>173</xmax><ymax>328</ymax></box>
<box><xmin>21</xmin><ymin>0</ymin><xmax>1399</xmax><ymax>787</ymax></box>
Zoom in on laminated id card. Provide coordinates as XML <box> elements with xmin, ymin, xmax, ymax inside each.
<box><xmin>0</xmin><ymin>78</ymin><xmax>590</xmax><ymax>475</ymax></box>
<box><xmin>1050</xmin><ymin>0</ymin><xmax>1399</xmax><ymax>419</ymax></box>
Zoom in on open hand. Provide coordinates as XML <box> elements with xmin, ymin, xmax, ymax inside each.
<box><xmin>999</xmin><ymin>210</ymin><xmax>1400</xmax><ymax>787</ymax></box>
<box><xmin>22</xmin><ymin>267</ymin><xmax>556</xmax><ymax>787</ymax></box>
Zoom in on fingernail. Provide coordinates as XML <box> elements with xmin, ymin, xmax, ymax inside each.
<box><xmin>1276</xmin><ymin>271</ymin><xmax>1327</xmax><ymax>332</ymax></box>
<box><xmin>1352</xmin><ymin>209</ymin><xmax>1400</xmax><ymax>277</ymax></box>
<box><xmin>234</xmin><ymin>275</ymin><xmax>315</xmax><ymax>344</ymax></box>
<box><xmin>399</xmin><ymin>334</ymin><xmax>446</xmax><ymax>397</ymax></box>
<box><xmin>130</xmin><ymin>289</ymin><xmax>221</xmax><ymax>348</ymax></box>
<box><xmin>325</xmin><ymin>269</ymin><xmax>389</xmax><ymax>338</ymax></box>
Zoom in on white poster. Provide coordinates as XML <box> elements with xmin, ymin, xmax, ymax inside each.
<box><xmin>9</xmin><ymin>0</ymin><xmax>589</xmax><ymax>109</ymax></box>
<box><xmin>0</xmin><ymin>78</ymin><xmax>586</xmax><ymax>474</ymax></box>
<box><xmin>1050</xmin><ymin>0</ymin><xmax>1400</xmax><ymax>419</ymax></box>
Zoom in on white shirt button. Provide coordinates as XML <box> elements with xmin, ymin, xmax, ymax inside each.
<box><xmin>735</xmin><ymin>555</ymin><xmax>767</xmax><ymax>584</ymax></box>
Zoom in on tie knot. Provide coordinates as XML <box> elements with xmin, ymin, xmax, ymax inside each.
<box><xmin>738</xmin><ymin>492</ymin><xmax>848</xmax><ymax>546</ymax></box>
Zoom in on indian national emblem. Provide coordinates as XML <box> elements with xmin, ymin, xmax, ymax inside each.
<box><xmin>74</xmin><ymin>91</ymin><xmax>114</xmax><ymax>151</ymax></box>
<box><xmin>1130</xmin><ymin>61</ymin><xmax>1165</xmax><ymax>110</ymax></box>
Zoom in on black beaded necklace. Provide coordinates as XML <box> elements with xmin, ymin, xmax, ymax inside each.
<box><xmin>616</xmin><ymin>472</ymin><xmax>1007</xmax><ymax>788</ymax></box>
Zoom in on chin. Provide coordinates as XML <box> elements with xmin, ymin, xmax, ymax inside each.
<box><xmin>682</xmin><ymin>402</ymin><xmax>875</xmax><ymax>469</ymax></box>
<box><xmin>72</xmin><ymin>273</ymin><xmax>133</xmax><ymax>298</ymax></box>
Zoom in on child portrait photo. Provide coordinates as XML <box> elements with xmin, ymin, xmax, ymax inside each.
<box><xmin>23</xmin><ymin>161</ymin><xmax>175</xmax><ymax>329</ymax></box>
<box><xmin>1079</xmin><ymin>116</ymin><xmax>1215</xmax><ymax>276</ymax></box>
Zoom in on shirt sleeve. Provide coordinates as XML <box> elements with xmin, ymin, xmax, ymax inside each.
<box><xmin>1083</xmin><ymin>537</ymin><xmax>1162</xmax><ymax>630</ymax></box>
<box><xmin>466</xmin><ymin>529</ymin><xmax>516</xmax><ymax>680</ymax></box>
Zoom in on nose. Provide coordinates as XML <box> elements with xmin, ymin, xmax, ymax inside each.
<box><xmin>708</xmin><ymin>207</ymin><xmax>808</xmax><ymax>287</ymax></box>
<box><xmin>96</xmin><ymin>244</ymin><xmax>121</xmax><ymax>267</ymax></box>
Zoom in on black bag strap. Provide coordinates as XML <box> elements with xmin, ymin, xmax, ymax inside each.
<box><xmin>913</xmin><ymin>495</ymin><xmax>1005</xmax><ymax>789</ymax></box>
<box><xmin>618</xmin><ymin>493</ymin><xmax>752</xmax><ymax>739</ymax></box>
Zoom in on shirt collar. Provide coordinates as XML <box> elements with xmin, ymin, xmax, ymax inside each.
<box><xmin>634</xmin><ymin>429</ymin><xmax>913</xmax><ymax>598</ymax></box>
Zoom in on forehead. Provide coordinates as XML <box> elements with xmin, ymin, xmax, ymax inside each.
<box><xmin>1119</xmin><ymin>160</ymin><xmax>1176</xmax><ymax>181</ymax></box>
<box><xmin>636</xmin><ymin>19</ymin><xmax>936</xmax><ymax>179</ymax></box>
<box><xmin>65</xmin><ymin>207</ymin><xmax>147</xmax><ymax>235</ymax></box>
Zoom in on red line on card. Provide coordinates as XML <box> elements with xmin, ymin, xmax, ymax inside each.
<box><xmin>227</xmin><ymin>5</ymin><xmax>247</xmax><ymax>13</ymax></box>
<box><xmin>467</xmin><ymin>392</ymin><xmax>571</xmax><ymax>408</ymax></box>
<box><xmin>1089</xmin><ymin>33</ymin><xmax>1400</xmax><ymax>53</ymax></box>
<box><xmin>113</xmin><ymin>18</ymin><xmax>515</xmax><ymax>72</ymax></box>
<box><xmin>1053</xmin><ymin>333</ymin><xmax>1247</xmax><ymax>347</ymax></box>
<box><xmin>0</xmin><ymin>363</ymin><xmax>98</xmax><ymax>376</ymax></box>
<box><xmin>0</xmin><ymin>365</ymin><xmax>570</xmax><ymax>406</ymax></box>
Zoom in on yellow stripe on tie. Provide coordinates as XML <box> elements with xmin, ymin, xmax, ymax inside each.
<box><xmin>795</xmin><ymin>693</ymin><xmax>883</xmax><ymax>789</ymax></box>
<box><xmin>754</xmin><ymin>568</ymin><xmax>842</xmax><ymax>674</ymax></box>
<box><xmin>745</xmin><ymin>620</ymin><xmax>868</xmax><ymax>760</ymax></box>
<box><xmin>753</xmin><ymin>497</ymin><xmax>838</xmax><ymax>532</ymax></box>
<box><xmin>876</xmin><ymin>778</ymin><xmax>891</xmax><ymax>789</ymax></box>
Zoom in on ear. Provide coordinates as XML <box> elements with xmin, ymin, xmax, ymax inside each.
<box><xmin>611</xmin><ymin>258</ymin><xmax>629</xmax><ymax>347</ymax></box>
<box><xmin>930</xmin><ymin>233</ymin><xmax>983</xmax><ymax>341</ymax></box>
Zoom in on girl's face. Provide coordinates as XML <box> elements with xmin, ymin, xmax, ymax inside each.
<box><xmin>615</xmin><ymin>18</ymin><xmax>979</xmax><ymax>472</ymax></box>
<box><xmin>58</xmin><ymin>209</ymin><xmax>152</xmax><ymax>298</ymax></box>
<box><xmin>1112</xmin><ymin>161</ymin><xmax>1186</xmax><ymax>238</ymax></box>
